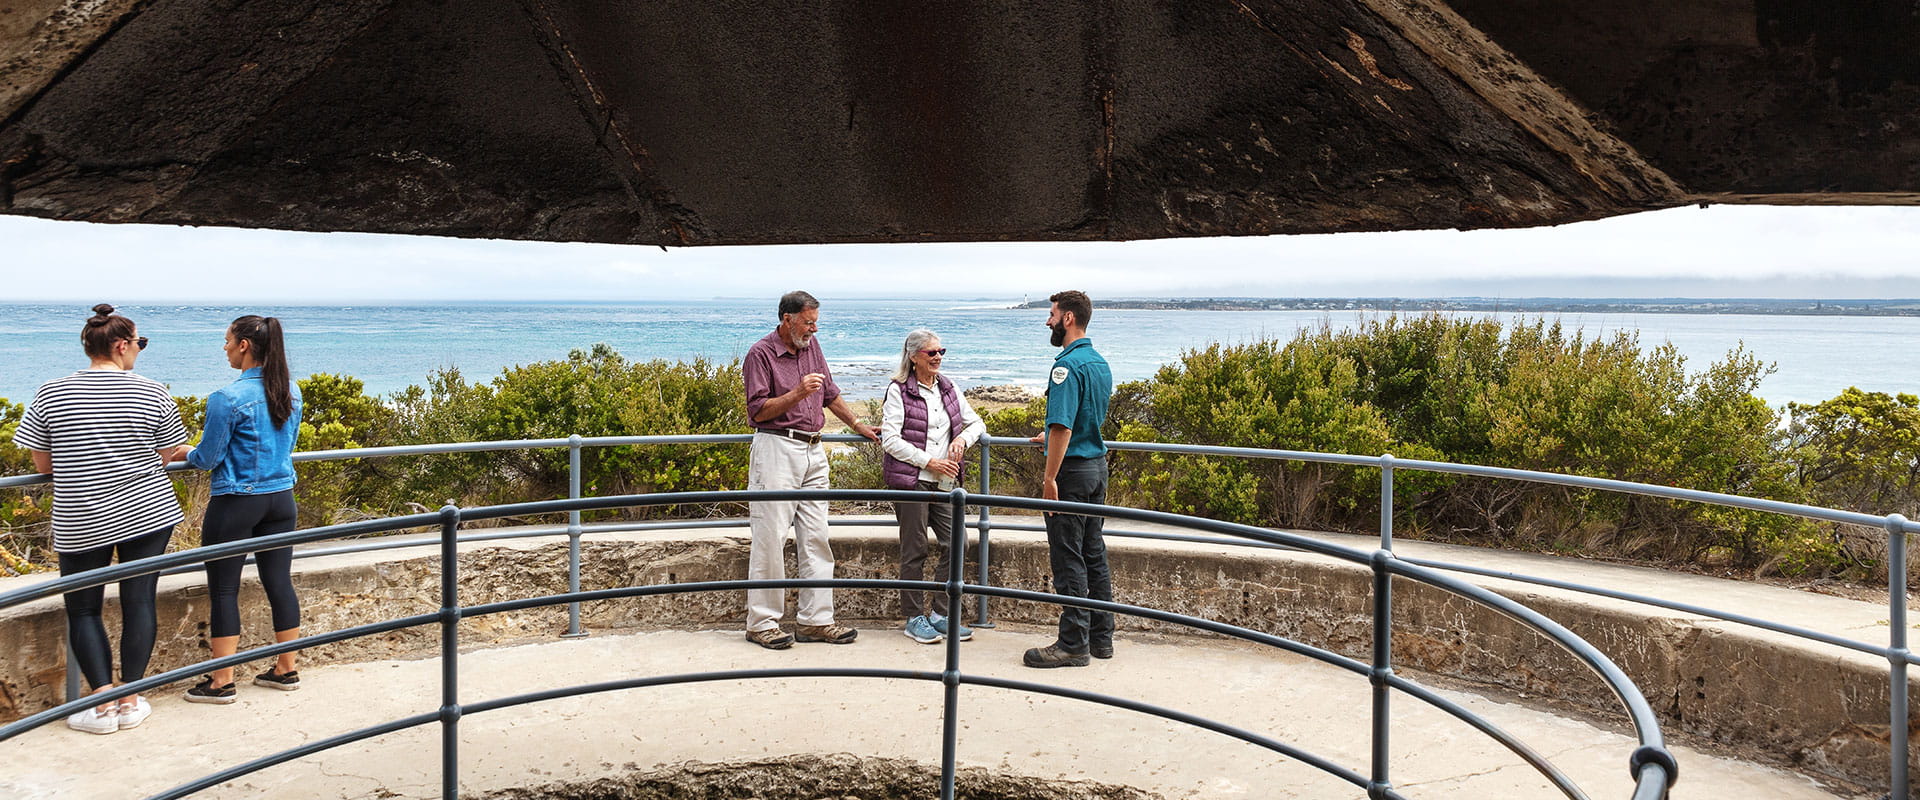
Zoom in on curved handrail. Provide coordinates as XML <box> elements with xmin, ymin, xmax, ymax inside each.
<box><xmin>5</xmin><ymin>431</ymin><xmax>1910</xmax><ymax>793</ymax></box>
<box><xmin>0</xmin><ymin>488</ymin><xmax>1667</xmax><ymax>800</ymax></box>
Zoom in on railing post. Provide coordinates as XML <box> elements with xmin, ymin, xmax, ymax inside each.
<box><xmin>941</xmin><ymin>487</ymin><xmax>968</xmax><ymax>800</ymax></box>
<box><xmin>973</xmin><ymin>438</ymin><xmax>994</xmax><ymax>627</ymax></box>
<box><xmin>1369</xmin><ymin>548</ymin><xmax>1395</xmax><ymax>799</ymax></box>
<box><xmin>438</xmin><ymin>504</ymin><xmax>463</xmax><ymax>800</ymax></box>
<box><xmin>1886</xmin><ymin>514</ymin><xmax>1910</xmax><ymax>800</ymax></box>
<box><xmin>1373</xmin><ymin>450</ymin><xmax>1399</xmax><ymax>799</ymax></box>
<box><xmin>1379</xmin><ymin>453</ymin><xmax>1395</xmax><ymax>552</ymax></box>
<box><xmin>562</xmin><ymin>435</ymin><xmax>587</xmax><ymax>639</ymax></box>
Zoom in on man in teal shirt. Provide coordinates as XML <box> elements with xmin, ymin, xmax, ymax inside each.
<box><xmin>1024</xmin><ymin>290</ymin><xmax>1115</xmax><ymax>668</ymax></box>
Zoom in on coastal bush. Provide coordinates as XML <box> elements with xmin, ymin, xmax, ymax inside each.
<box><xmin>293</xmin><ymin>373</ymin><xmax>401</xmax><ymax>527</ymax></box>
<box><xmin>1784</xmin><ymin>388</ymin><xmax>1920</xmax><ymax>581</ymax></box>
<box><xmin>385</xmin><ymin>344</ymin><xmax>751</xmax><ymax>520</ymax></box>
<box><xmin>0</xmin><ymin>397</ymin><xmax>49</xmax><ymax>573</ymax></box>
<box><xmin>1</xmin><ymin>320</ymin><xmax>1911</xmax><ymax>585</ymax></box>
<box><xmin>1105</xmin><ymin>340</ymin><xmax>1409</xmax><ymax>531</ymax></box>
<box><xmin>1075</xmin><ymin>315</ymin><xmax>1834</xmax><ymax>576</ymax></box>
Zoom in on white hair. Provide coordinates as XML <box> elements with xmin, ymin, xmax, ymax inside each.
<box><xmin>891</xmin><ymin>329</ymin><xmax>940</xmax><ymax>383</ymax></box>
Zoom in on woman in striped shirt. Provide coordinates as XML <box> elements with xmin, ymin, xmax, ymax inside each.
<box><xmin>13</xmin><ymin>304</ymin><xmax>192</xmax><ymax>735</ymax></box>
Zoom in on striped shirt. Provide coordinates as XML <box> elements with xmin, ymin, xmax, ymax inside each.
<box><xmin>12</xmin><ymin>370</ymin><xmax>189</xmax><ymax>552</ymax></box>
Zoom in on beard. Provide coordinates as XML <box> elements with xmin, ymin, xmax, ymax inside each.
<box><xmin>1049</xmin><ymin>322</ymin><xmax>1066</xmax><ymax>347</ymax></box>
<box><xmin>787</xmin><ymin>332</ymin><xmax>813</xmax><ymax>350</ymax></box>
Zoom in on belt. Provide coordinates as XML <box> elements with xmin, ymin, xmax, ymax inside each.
<box><xmin>756</xmin><ymin>428</ymin><xmax>823</xmax><ymax>445</ymax></box>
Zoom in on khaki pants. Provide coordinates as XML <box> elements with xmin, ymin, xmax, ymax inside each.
<box><xmin>746</xmin><ymin>431</ymin><xmax>835</xmax><ymax>632</ymax></box>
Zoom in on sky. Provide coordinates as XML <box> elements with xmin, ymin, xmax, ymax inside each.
<box><xmin>5</xmin><ymin>204</ymin><xmax>1920</xmax><ymax>303</ymax></box>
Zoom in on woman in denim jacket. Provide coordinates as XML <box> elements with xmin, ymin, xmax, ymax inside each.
<box><xmin>182</xmin><ymin>315</ymin><xmax>305</xmax><ymax>703</ymax></box>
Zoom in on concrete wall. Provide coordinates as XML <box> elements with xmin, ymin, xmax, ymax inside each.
<box><xmin>0</xmin><ymin>528</ymin><xmax>1911</xmax><ymax>792</ymax></box>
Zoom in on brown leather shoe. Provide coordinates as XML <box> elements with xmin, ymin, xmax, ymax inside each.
<box><xmin>746</xmin><ymin>627</ymin><xmax>794</xmax><ymax>650</ymax></box>
<box><xmin>1023</xmin><ymin>644</ymin><xmax>1089</xmax><ymax>668</ymax></box>
<box><xmin>794</xmin><ymin>623</ymin><xmax>858</xmax><ymax>644</ymax></box>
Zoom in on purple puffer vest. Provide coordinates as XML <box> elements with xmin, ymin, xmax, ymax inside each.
<box><xmin>882</xmin><ymin>373</ymin><xmax>967</xmax><ymax>489</ymax></box>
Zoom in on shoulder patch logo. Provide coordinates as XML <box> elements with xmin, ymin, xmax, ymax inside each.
<box><xmin>1050</xmin><ymin>366</ymin><xmax>1069</xmax><ymax>385</ymax></box>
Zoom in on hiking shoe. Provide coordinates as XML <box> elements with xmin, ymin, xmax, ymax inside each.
<box><xmin>795</xmin><ymin>623</ymin><xmax>858</xmax><ymax>644</ymax></box>
<box><xmin>185</xmin><ymin>677</ymin><xmax>238</xmax><ymax>704</ymax></box>
<box><xmin>1091</xmin><ymin>641</ymin><xmax>1114</xmax><ymax>660</ymax></box>
<box><xmin>254</xmin><ymin>668</ymin><xmax>301</xmax><ymax>691</ymax></box>
<box><xmin>746</xmin><ymin>627</ymin><xmax>795</xmax><ymax>650</ymax></box>
<box><xmin>116</xmin><ymin>697</ymin><xmax>151</xmax><ymax>730</ymax></box>
<box><xmin>903</xmin><ymin>616</ymin><xmax>943</xmax><ymax>644</ymax></box>
<box><xmin>66</xmin><ymin>704</ymin><xmax>118</xmax><ymax>735</ymax></box>
<box><xmin>930</xmin><ymin>614</ymin><xmax>972</xmax><ymax>641</ymax></box>
<box><xmin>1022</xmin><ymin>644</ymin><xmax>1089</xmax><ymax>668</ymax></box>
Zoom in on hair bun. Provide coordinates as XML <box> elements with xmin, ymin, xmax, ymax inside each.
<box><xmin>89</xmin><ymin>303</ymin><xmax>115</xmax><ymax>319</ymax></box>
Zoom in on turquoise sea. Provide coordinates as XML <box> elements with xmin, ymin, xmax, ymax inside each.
<box><xmin>1</xmin><ymin>300</ymin><xmax>1915</xmax><ymax>408</ymax></box>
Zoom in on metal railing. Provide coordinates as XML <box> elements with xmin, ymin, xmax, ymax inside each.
<box><xmin>0</xmin><ymin>485</ymin><xmax>1674</xmax><ymax>800</ymax></box>
<box><xmin>4</xmin><ymin>431</ymin><xmax>1916</xmax><ymax>795</ymax></box>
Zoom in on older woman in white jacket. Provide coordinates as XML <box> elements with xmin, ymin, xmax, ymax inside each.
<box><xmin>879</xmin><ymin>328</ymin><xmax>987</xmax><ymax>644</ymax></box>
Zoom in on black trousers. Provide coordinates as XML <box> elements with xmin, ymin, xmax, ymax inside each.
<box><xmin>59</xmin><ymin>526</ymin><xmax>172</xmax><ymax>689</ymax></box>
<box><xmin>1045</xmin><ymin>457</ymin><xmax>1113</xmax><ymax>654</ymax></box>
<box><xmin>202</xmin><ymin>490</ymin><xmax>301</xmax><ymax>638</ymax></box>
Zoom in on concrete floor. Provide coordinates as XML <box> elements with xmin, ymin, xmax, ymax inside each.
<box><xmin>0</xmin><ymin>622</ymin><xmax>1856</xmax><ymax>799</ymax></box>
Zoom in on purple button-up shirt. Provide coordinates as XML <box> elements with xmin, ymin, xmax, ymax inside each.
<box><xmin>743</xmin><ymin>329</ymin><xmax>841</xmax><ymax>432</ymax></box>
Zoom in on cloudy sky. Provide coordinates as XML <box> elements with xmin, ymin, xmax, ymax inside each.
<box><xmin>5</xmin><ymin>204</ymin><xmax>1920</xmax><ymax>303</ymax></box>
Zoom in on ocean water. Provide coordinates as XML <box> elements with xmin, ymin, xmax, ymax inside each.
<box><xmin>1</xmin><ymin>300</ymin><xmax>1915</xmax><ymax>409</ymax></box>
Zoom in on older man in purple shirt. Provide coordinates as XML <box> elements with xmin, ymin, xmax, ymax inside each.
<box><xmin>741</xmin><ymin>290</ymin><xmax>880</xmax><ymax>649</ymax></box>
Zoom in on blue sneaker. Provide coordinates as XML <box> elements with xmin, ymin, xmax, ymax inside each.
<box><xmin>903</xmin><ymin>615</ymin><xmax>943</xmax><ymax>644</ymax></box>
<box><xmin>930</xmin><ymin>614</ymin><xmax>972</xmax><ymax>641</ymax></box>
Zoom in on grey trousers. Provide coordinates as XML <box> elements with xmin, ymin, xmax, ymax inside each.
<box><xmin>894</xmin><ymin>480</ymin><xmax>962</xmax><ymax>618</ymax></box>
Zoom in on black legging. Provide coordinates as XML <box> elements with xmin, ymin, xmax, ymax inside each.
<box><xmin>59</xmin><ymin>526</ymin><xmax>172</xmax><ymax>690</ymax></box>
<box><xmin>202</xmin><ymin>490</ymin><xmax>301</xmax><ymax>638</ymax></box>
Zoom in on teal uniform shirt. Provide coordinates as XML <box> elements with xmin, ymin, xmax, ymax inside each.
<box><xmin>1044</xmin><ymin>337</ymin><xmax>1112</xmax><ymax>458</ymax></box>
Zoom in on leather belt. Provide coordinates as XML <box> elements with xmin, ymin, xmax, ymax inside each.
<box><xmin>756</xmin><ymin>428</ymin><xmax>823</xmax><ymax>445</ymax></box>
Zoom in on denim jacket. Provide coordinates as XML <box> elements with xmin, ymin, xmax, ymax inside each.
<box><xmin>187</xmin><ymin>368</ymin><xmax>303</xmax><ymax>495</ymax></box>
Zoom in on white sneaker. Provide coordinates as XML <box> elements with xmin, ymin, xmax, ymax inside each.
<box><xmin>117</xmin><ymin>697</ymin><xmax>151</xmax><ymax>730</ymax></box>
<box><xmin>66</xmin><ymin>705</ymin><xmax>118</xmax><ymax>735</ymax></box>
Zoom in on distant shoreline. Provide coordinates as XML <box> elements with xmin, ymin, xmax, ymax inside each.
<box><xmin>1012</xmin><ymin>297</ymin><xmax>1920</xmax><ymax>317</ymax></box>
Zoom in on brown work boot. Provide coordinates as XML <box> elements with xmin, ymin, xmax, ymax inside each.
<box><xmin>1022</xmin><ymin>644</ymin><xmax>1090</xmax><ymax>668</ymax></box>
<box><xmin>746</xmin><ymin>627</ymin><xmax>794</xmax><ymax>650</ymax></box>
<box><xmin>795</xmin><ymin>623</ymin><xmax>858</xmax><ymax>644</ymax></box>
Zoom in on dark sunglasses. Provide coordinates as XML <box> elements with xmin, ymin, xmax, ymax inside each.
<box><xmin>918</xmin><ymin>348</ymin><xmax>948</xmax><ymax>357</ymax></box>
<box><xmin>129</xmin><ymin>337</ymin><xmax>149</xmax><ymax>351</ymax></box>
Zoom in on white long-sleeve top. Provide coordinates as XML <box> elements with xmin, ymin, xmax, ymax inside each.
<box><xmin>880</xmin><ymin>378</ymin><xmax>988</xmax><ymax>485</ymax></box>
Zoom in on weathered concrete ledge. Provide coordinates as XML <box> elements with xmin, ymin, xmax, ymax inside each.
<box><xmin>0</xmin><ymin>521</ymin><xmax>1911</xmax><ymax>792</ymax></box>
<box><xmin>474</xmin><ymin>754</ymin><xmax>1162</xmax><ymax>800</ymax></box>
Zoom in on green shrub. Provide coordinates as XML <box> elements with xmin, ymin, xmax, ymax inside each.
<box><xmin>0</xmin><ymin>397</ymin><xmax>50</xmax><ymax>573</ymax></box>
<box><xmin>384</xmin><ymin>344</ymin><xmax>750</xmax><ymax>520</ymax></box>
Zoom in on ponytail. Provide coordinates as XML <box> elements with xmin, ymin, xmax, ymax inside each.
<box><xmin>230</xmin><ymin>315</ymin><xmax>294</xmax><ymax>427</ymax></box>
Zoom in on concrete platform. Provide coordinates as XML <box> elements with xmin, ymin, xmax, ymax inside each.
<box><xmin>0</xmin><ymin>624</ymin><xmax>1851</xmax><ymax>799</ymax></box>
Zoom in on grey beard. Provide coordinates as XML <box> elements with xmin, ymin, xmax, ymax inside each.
<box><xmin>788</xmin><ymin>333</ymin><xmax>812</xmax><ymax>350</ymax></box>
<box><xmin>1049</xmin><ymin>323</ymin><xmax>1066</xmax><ymax>347</ymax></box>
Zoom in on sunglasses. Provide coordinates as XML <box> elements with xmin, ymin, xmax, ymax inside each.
<box><xmin>129</xmin><ymin>337</ymin><xmax>149</xmax><ymax>351</ymax></box>
<box><xmin>918</xmin><ymin>348</ymin><xmax>948</xmax><ymax>357</ymax></box>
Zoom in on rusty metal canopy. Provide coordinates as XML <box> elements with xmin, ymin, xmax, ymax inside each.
<box><xmin>2</xmin><ymin>0</ymin><xmax>1916</xmax><ymax>247</ymax></box>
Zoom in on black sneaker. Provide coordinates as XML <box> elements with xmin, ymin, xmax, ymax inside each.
<box><xmin>254</xmin><ymin>668</ymin><xmax>300</xmax><ymax>691</ymax></box>
<box><xmin>1022</xmin><ymin>644</ymin><xmax>1089</xmax><ymax>668</ymax></box>
<box><xmin>185</xmin><ymin>677</ymin><xmax>237</xmax><ymax>704</ymax></box>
